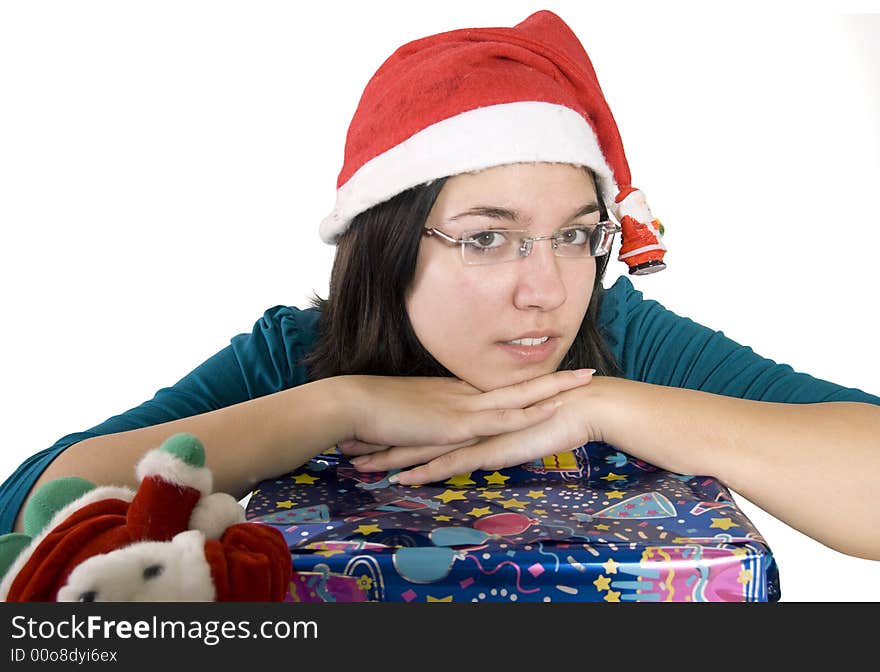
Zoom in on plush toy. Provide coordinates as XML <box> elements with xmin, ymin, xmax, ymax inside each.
<box><xmin>0</xmin><ymin>433</ymin><xmax>292</xmax><ymax>602</ymax></box>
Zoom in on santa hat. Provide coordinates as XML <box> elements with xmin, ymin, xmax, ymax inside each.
<box><xmin>320</xmin><ymin>10</ymin><xmax>666</xmax><ymax>275</ymax></box>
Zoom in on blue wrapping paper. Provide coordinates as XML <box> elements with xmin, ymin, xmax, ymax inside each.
<box><xmin>246</xmin><ymin>442</ymin><xmax>780</xmax><ymax>602</ymax></box>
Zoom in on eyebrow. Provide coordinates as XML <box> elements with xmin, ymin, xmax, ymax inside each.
<box><xmin>448</xmin><ymin>203</ymin><xmax>600</xmax><ymax>224</ymax></box>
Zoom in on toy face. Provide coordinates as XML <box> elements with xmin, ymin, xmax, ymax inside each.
<box><xmin>56</xmin><ymin>530</ymin><xmax>215</xmax><ymax>602</ymax></box>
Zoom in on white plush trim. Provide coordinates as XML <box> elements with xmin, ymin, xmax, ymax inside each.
<box><xmin>135</xmin><ymin>450</ymin><xmax>212</xmax><ymax>496</ymax></box>
<box><xmin>319</xmin><ymin>101</ymin><xmax>619</xmax><ymax>243</ymax></box>
<box><xmin>188</xmin><ymin>492</ymin><xmax>245</xmax><ymax>540</ymax></box>
<box><xmin>56</xmin><ymin>530</ymin><xmax>215</xmax><ymax>602</ymax></box>
<box><xmin>0</xmin><ymin>486</ymin><xmax>135</xmax><ymax>601</ymax></box>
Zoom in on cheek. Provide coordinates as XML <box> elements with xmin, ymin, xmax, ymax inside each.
<box><xmin>406</xmin><ymin>255</ymin><xmax>504</xmax><ymax>349</ymax></box>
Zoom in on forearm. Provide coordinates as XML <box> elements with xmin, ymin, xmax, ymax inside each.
<box><xmin>593</xmin><ymin>377</ymin><xmax>880</xmax><ymax>559</ymax></box>
<box><xmin>14</xmin><ymin>376</ymin><xmax>352</xmax><ymax>532</ymax></box>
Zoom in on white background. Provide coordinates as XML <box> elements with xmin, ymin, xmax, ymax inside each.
<box><xmin>1</xmin><ymin>1</ymin><xmax>878</xmax><ymax>601</ymax></box>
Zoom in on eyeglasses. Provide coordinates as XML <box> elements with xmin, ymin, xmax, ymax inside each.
<box><xmin>423</xmin><ymin>222</ymin><xmax>621</xmax><ymax>266</ymax></box>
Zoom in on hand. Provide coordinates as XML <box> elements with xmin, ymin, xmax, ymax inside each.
<box><xmin>345</xmin><ymin>383</ymin><xmax>602</xmax><ymax>485</ymax></box>
<box><xmin>337</xmin><ymin>369</ymin><xmax>595</xmax><ymax>457</ymax></box>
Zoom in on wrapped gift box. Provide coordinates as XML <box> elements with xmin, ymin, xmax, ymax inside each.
<box><xmin>245</xmin><ymin>442</ymin><xmax>780</xmax><ymax>602</ymax></box>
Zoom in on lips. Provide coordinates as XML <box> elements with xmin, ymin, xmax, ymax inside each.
<box><xmin>499</xmin><ymin>330</ymin><xmax>562</xmax><ymax>343</ymax></box>
<box><xmin>496</xmin><ymin>335</ymin><xmax>559</xmax><ymax>363</ymax></box>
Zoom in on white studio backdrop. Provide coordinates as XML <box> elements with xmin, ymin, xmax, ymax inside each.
<box><xmin>1</xmin><ymin>1</ymin><xmax>878</xmax><ymax>602</ymax></box>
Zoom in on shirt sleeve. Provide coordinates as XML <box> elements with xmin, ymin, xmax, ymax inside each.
<box><xmin>598</xmin><ymin>276</ymin><xmax>880</xmax><ymax>405</ymax></box>
<box><xmin>0</xmin><ymin>305</ymin><xmax>321</xmax><ymax>535</ymax></box>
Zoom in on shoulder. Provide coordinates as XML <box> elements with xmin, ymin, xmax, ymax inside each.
<box><xmin>251</xmin><ymin>305</ymin><xmax>322</xmax><ymax>339</ymax></box>
<box><xmin>229</xmin><ymin>305</ymin><xmax>324</xmax><ymax>387</ymax></box>
<box><xmin>596</xmin><ymin>275</ymin><xmax>658</xmax><ymax>354</ymax></box>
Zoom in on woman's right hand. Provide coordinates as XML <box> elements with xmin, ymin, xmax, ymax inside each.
<box><xmin>336</xmin><ymin>368</ymin><xmax>595</xmax><ymax>453</ymax></box>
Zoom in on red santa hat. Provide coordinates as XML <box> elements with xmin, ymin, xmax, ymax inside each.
<box><xmin>320</xmin><ymin>10</ymin><xmax>667</xmax><ymax>275</ymax></box>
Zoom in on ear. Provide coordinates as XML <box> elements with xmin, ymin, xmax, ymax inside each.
<box><xmin>23</xmin><ymin>476</ymin><xmax>95</xmax><ymax>537</ymax></box>
<box><xmin>0</xmin><ymin>533</ymin><xmax>32</xmax><ymax>583</ymax></box>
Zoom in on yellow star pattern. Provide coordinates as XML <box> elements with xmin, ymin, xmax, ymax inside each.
<box><xmin>710</xmin><ymin>517</ymin><xmax>740</xmax><ymax>531</ymax></box>
<box><xmin>483</xmin><ymin>471</ymin><xmax>510</xmax><ymax>486</ymax></box>
<box><xmin>275</xmin><ymin>500</ymin><xmax>294</xmax><ymax>509</ymax></box>
<box><xmin>445</xmin><ymin>473</ymin><xmax>476</xmax><ymax>487</ymax></box>
<box><xmin>606</xmin><ymin>490</ymin><xmax>626</xmax><ymax>499</ymax></box>
<box><xmin>600</xmin><ymin>473</ymin><xmax>627</xmax><ymax>482</ymax></box>
<box><xmin>498</xmin><ymin>498</ymin><xmax>529</xmax><ymax>510</ymax></box>
<box><xmin>533</xmin><ymin>508</ymin><xmax>548</xmax><ymax>515</ymax></box>
<box><xmin>353</xmin><ymin>524</ymin><xmax>382</xmax><ymax>536</ymax></box>
<box><xmin>467</xmin><ymin>507</ymin><xmax>492</xmax><ymax>518</ymax></box>
<box><xmin>604</xmin><ymin>590</ymin><xmax>621</xmax><ymax>603</ymax></box>
<box><xmin>595</xmin><ymin>524</ymin><xmax>610</xmax><ymax>531</ymax></box>
<box><xmin>593</xmin><ymin>575</ymin><xmax>611</xmax><ymax>591</ymax></box>
<box><xmin>314</xmin><ymin>549</ymin><xmax>344</xmax><ymax>558</ymax></box>
<box><xmin>478</xmin><ymin>491</ymin><xmax>504</xmax><ymax>500</ymax></box>
<box><xmin>434</xmin><ymin>489</ymin><xmax>468</xmax><ymax>504</ymax></box>
<box><xmin>293</xmin><ymin>473</ymin><xmax>320</xmax><ymax>485</ymax></box>
<box><xmin>434</xmin><ymin>515</ymin><xmax>452</xmax><ymax>522</ymax></box>
<box><xmin>526</xmin><ymin>490</ymin><xmax>546</xmax><ymax>499</ymax></box>
<box><xmin>427</xmin><ymin>595</ymin><xmax>453</xmax><ymax>602</ymax></box>
<box><xmin>602</xmin><ymin>558</ymin><xmax>620</xmax><ymax>574</ymax></box>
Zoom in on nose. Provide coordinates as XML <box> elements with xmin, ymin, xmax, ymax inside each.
<box><xmin>511</xmin><ymin>238</ymin><xmax>567</xmax><ymax>311</ymax></box>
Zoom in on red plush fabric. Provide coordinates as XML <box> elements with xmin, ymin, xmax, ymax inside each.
<box><xmin>209</xmin><ymin>524</ymin><xmax>292</xmax><ymax>601</ymax></box>
<box><xmin>127</xmin><ymin>476</ymin><xmax>201</xmax><ymax>541</ymax></box>
<box><xmin>6</xmin><ymin>499</ymin><xmax>130</xmax><ymax>601</ymax></box>
<box><xmin>337</xmin><ymin>10</ymin><xmax>631</xmax><ymax>191</ymax></box>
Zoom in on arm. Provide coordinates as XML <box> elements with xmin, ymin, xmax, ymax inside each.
<box><xmin>11</xmin><ymin>370</ymin><xmax>594</xmax><ymax>533</ymax></box>
<box><xmin>380</xmin><ymin>377</ymin><xmax>880</xmax><ymax>560</ymax></box>
<box><xmin>19</xmin><ymin>378</ymin><xmax>348</xmax><ymax>512</ymax></box>
<box><xmin>588</xmin><ymin>377</ymin><xmax>880</xmax><ymax>561</ymax></box>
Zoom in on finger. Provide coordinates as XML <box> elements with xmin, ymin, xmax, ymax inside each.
<box><xmin>463</xmin><ymin>398</ymin><xmax>561</xmax><ymax>439</ymax></box>
<box><xmin>351</xmin><ymin>439</ymin><xmax>480</xmax><ymax>472</ymax></box>
<box><xmin>337</xmin><ymin>440</ymin><xmax>390</xmax><ymax>457</ymax></box>
<box><xmin>390</xmin><ymin>442</ymin><xmax>494</xmax><ymax>486</ymax></box>
<box><xmin>474</xmin><ymin>368</ymin><xmax>595</xmax><ymax>411</ymax></box>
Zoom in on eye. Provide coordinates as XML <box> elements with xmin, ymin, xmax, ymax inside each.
<box><xmin>79</xmin><ymin>590</ymin><xmax>98</xmax><ymax>602</ymax></box>
<box><xmin>465</xmin><ymin>230</ymin><xmax>507</xmax><ymax>249</ymax></box>
<box><xmin>143</xmin><ymin>564</ymin><xmax>164</xmax><ymax>580</ymax></box>
<box><xmin>557</xmin><ymin>226</ymin><xmax>591</xmax><ymax>246</ymax></box>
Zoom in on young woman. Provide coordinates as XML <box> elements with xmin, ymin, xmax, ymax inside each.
<box><xmin>1</xmin><ymin>7</ymin><xmax>878</xmax><ymax>601</ymax></box>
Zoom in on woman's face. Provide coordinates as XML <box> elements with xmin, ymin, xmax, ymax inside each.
<box><xmin>406</xmin><ymin>162</ymin><xmax>599</xmax><ymax>391</ymax></box>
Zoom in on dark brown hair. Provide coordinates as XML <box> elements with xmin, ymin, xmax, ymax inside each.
<box><xmin>303</xmin><ymin>171</ymin><xmax>620</xmax><ymax>382</ymax></box>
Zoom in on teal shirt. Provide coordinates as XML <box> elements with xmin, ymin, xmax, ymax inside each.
<box><xmin>2</xmin><ymin>276</ymin><xmax>877</xmax><ymax>533</ymax></box>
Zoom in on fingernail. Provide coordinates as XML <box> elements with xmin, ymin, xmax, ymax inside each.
<box><xmin>350</xmin><ymin>455</ymin><xmax>370</xmax><ymax>467</ymax></box>
<box><xmin>574</xmin><ymin>368</ymin><xmax>596</xmax><ymax>378</ymax></box>
<box><xmin>388</xmin><ymin>473</ymin><xmax>400</xmax><ymax>484</ymax></box>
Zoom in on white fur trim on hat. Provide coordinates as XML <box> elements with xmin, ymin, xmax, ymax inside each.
<box><xmin>320</xmin><ymin>101</ymin><xmax>619</xmax><ymax>243</ymax></box>
<box><xmin>188</xmin><ymin>492</ymin><xmax>246</xmax><ymax>540</ymax></box>
<box><xmin>135</xmin><ymin>449</ymin><xmax>213</xmax><ymax>496</ymax></box>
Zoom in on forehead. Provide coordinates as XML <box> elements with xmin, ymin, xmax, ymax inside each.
<box><xmin>434</xmin><ymin>162</ymin><xmax>595</xmax><ymax>205</ymax></box>
<box><xmin>428</xmin><ymin>163</ymin><xmax>599</xmax><ymax>228</ymax></box>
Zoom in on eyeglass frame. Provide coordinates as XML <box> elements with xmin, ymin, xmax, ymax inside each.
<box><xmin>422</xmin><ymin>220</ymin><xmax>622</xmax><ymax>266</ymax></box>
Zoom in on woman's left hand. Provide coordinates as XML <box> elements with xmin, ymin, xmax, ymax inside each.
<box><xmin>343</xmin><ymin>385</ymin><xmax>602</xmax><ymax>485</ymax></box>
